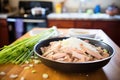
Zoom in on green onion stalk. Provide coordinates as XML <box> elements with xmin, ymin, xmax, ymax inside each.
<box><xmin>0</xmin><ymin>27</ymin><xmax>59</xmax><ymax>64</ymax></box>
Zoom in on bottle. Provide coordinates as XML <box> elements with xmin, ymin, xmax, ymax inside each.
<box><xmin>55</xmin><ymin>3</ymin><xmax>62</xmax><ymax>13</ymax></box>
<box><xmin>94</xmin><ymin>5</ymin><xmax>101</xmax><ymax>14</ymax></box>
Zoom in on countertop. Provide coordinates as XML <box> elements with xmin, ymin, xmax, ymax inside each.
<box><xmin>1</xmin><ymin>12</ymin><xmax>120</xmax><ymax>20</ymax></box>
<box><xmin>0</xmin><ymin>10</ymin><xmax>18</xmax><ymax>19</ymax></box>
<box><xmin>47</xmin><ymin>13</ymin><xmax>120</xmax><ymax>20</ymax></box>
<box><xmin>0</xmin><ymin>28</ymin><xmax>120</xmax><ymax>80</ymax></box>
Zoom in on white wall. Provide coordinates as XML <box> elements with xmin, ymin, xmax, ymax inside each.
<box><xmin>80</xmin><ymin>0</ymin><xmax>120</xmax><ymax>9</ymax></box>
<box><xmin>9</xmin><ymin>0</ymin><xmax>120</xmax><ymax>12</ymax></box>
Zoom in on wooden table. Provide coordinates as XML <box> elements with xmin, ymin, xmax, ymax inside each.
<box><xmin>0</xmin><ymin>28</ymin><xmax>120</xmax><ymax>80</ymax></box>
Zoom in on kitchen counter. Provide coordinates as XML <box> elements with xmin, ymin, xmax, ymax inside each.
<box><xmin>0</xmin><ymin>28</ymin><xmax>120</xmax><ymax>80</ymax></box>
<box><xmin>47</xmin><ymin>13</ymin><xmax>120</xmax><ymax>20</ymax></box>
<box><xmin>0</xmin><ymin>11</ymin><xmax>18</xmax><ymax>19</ymax></box>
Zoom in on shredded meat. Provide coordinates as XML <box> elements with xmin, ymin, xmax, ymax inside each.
<box><xmin>40</xmin><ymin>37</ymin><xmax>109</xmax><ymax>63</ymax></box>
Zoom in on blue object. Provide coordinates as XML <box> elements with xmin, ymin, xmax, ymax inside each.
<box><xmin>94</xmin><ymin>5</ymin><xmax>101</xmax><ymax>13</ymax></box>
<box><xmin>15</xmin><ymin>18</ymin><xmax>24</xmax><ymax>38</ymax></box>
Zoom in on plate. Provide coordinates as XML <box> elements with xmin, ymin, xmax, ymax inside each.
<box><xmin>67</xmin><ymin>28</ymin><xmax>96</xmax><ymax>38</ymax></box>
<box><xmin>29</xmin><ymin>29</ymin><xmax>41</xmax><ymax>36</ymax></box>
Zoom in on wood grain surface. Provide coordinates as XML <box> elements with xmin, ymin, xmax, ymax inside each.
<box><xmin>0</xmin><ymin>28</ymin><xmax>120</xmax><ymax>80</ymax></box>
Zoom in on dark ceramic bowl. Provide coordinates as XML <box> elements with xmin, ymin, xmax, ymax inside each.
<box><xmin>34</xmin><ymin>37</ymin><xmax>114</xmax><ymax>73</ymax></box>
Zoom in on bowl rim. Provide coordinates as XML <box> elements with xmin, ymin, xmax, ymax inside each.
<box><xmin>34</xmin><ymin>37</ymin><xmax>115</xmax><ymax>64</ymax></box>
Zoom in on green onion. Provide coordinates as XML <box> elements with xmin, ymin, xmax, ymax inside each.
<box><xmin>0</xmin><ymin>27</ymin><xmax>58</xmax><ymax>64</ymax></box>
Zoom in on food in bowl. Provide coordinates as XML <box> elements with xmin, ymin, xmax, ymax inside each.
<box><xmin>41</xmin><ymin>37</ymin><xmax>109</xmax><ymax>63</ymax></box>
<box><xmin>68</xmin><ymin>29</ymin><xmax>96</xmax><ymax>38</ymax></box>
<box><xmin>34</xmin><ymin>37</ymin><xmax>114</xmax><ymax>72</ymax></box>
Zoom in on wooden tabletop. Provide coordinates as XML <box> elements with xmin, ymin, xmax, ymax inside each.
<box><xmin>0</xmin><ymin>28</ymin><xmax>120</xmax><ymax>80</ymax></box>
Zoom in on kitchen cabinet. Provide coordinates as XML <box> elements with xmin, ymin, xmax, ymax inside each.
<box><xmin>47</xmin><ymin>19</ymin><xmax>93</xmax><ymax>28</ymax></box>
<box><xmin>48</xmin><ymin>19</ymin><xmax>74</xmax><ymax>28</ymax></box>
<box><xmin>48</xmin><ymin>19</ymin><xmax>93</xmax><ymax>28</ymax></box>
<box><xmin>0</xmin><ymin>19</ymin><xmax>9</xmax><ymax>48</ymax></box>
<box><xmin>75</xmin><ymin>20</ymin><xmax>93</xmax><ymax>28</ymax></box>
<box><xmin>93</xmin><ymin>20</ymin><xmax>120</xmax><ymax>46</ymax></box>
<box><xmin>48</xmin><ymin>19</ymin><xmax>120</xmax><ymax>46</ymax></box>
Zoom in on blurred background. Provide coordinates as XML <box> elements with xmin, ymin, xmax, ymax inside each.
<box><xmin>0</xmin><ymin>0</ymin><xmax>120</xmax><ymax>47</ymax></box>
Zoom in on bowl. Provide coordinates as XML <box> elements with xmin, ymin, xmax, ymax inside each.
<box><xmin>29</xmin><ymin>29</ymin><xmax>41</xmax><ymax>36</ymax></box>
<box><xmin>31</xmin><ymin>7</ymin><xmax>46</xmax><ymax>16</ymax></box>
<box><xmin>34</xmin><ymin>37</ymin><xmax>114</xmax><ymax>73</ymax></box>
<box><xmin>68</xmin><ymin>29</ymin><xmax>96</xmax><ymax>38</ymax></box>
